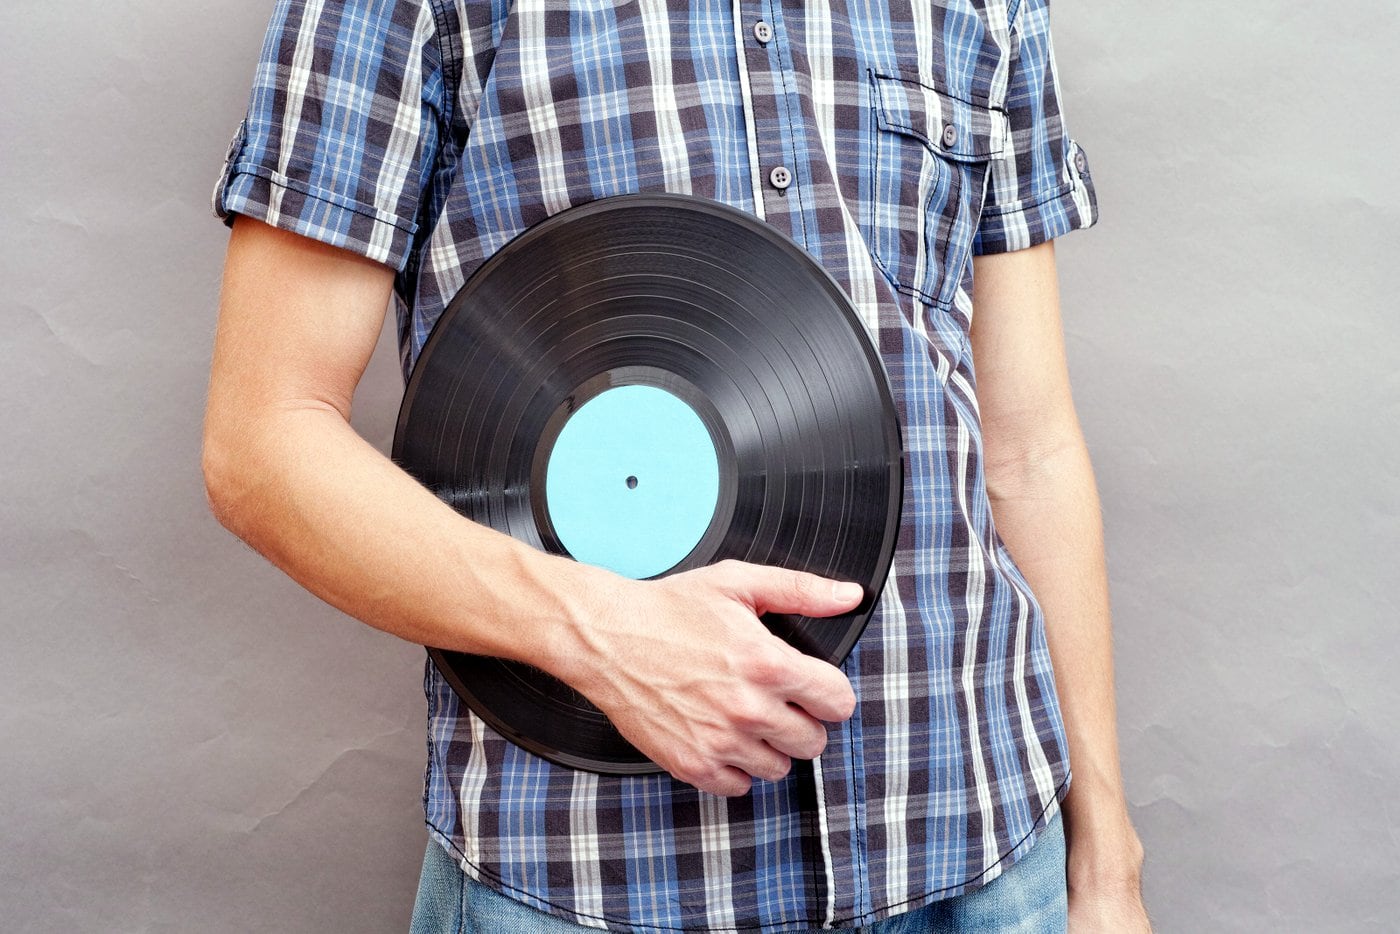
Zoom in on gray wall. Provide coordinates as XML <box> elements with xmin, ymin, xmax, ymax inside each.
<box><xmin>2</xmin><ymin>1</ymin><xmax>1396</xmax><ymax>931</ymax></box>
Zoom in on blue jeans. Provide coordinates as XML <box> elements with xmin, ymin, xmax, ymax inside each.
<box><xmin>410</xmin><ymin>809</ymin><xmax>1067</xmax><ymax>933</ymax></box>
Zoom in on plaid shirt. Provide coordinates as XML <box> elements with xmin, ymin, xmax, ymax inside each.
<box><xmin>214</xmin><ymin>0</ymin><xmax>1098</xmax><ymax>929</ymax></box>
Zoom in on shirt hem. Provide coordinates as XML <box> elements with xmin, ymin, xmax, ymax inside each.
<box><xmin>422</xmin><ymin>767</ymin><xmax>1071</xmax><ymax>933</ymax></box>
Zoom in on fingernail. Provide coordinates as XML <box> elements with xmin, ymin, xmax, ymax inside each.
<box><xmin>832</xmin><ymin>581</ymin><xmax>863</xmax><ymax>602</ymax></box>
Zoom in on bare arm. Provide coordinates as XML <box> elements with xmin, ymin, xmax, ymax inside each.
<box><xmin>202</xmin><ymin>218</ymin><xmax>858</xmax><ymax>796</ymax></box>
<box><xmin>970</xmin><ymin>241</ymin><xmax>1150</xmax><ymax>928</ymax></box>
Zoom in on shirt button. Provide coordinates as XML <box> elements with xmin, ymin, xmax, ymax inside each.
<box><xmin>769</xmin><ymin>165</ymin><xmax>792</xmax><ymax>190</ymax></box>
<box><xmin>941</xmin><ymin>123</ymin><xmax>958</xmax><ymax>148</ymax></box>
<box><xmin>754</xmin><ymin>20</ymin><xmax>773</xmax><ymax>44</ymax></box>
<box><xmin>1074</xmin><ymin>149</ymin><xmax>1088</xmax><ymax>173</ymax></box>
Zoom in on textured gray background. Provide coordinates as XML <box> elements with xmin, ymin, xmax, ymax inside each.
<box><xmin>2</xmin><ymin>1</ymin><xmax>1396</xmax><ymax>931</ymax></box>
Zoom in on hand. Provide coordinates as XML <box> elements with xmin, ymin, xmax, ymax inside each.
<box><xmin>554</xmin><ymin>559</ymin><xmax>862</xmax><ymax>796</ymax></box>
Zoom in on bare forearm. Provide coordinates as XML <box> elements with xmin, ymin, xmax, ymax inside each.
<box><xmin>202</xmin><ymin>402</ymin><xmax>606</xmax><ymax>669</ymax></box>
<box><xmin>201</xmin><ymin>218</ymin><xmax>870</xmax><ymax>796</ymax></box>
<box><xmin>203</xmin><ymin>402</ymin><xmax>866</xmax><ymax>794</ymax></box>
<box><xmin>970</xmin><ymin>240</ymin><xmax>1149</xmax><ymax>925</ymax></box>
<box><xmin>987</xmin><ymin>436</ymin><xmax>1144</xmax><ymax>885</ymax></box>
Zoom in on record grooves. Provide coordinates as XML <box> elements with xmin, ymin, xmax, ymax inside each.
<box><xmin>392</xmin><ymin>194</ymin><xmax>902</xmax><ymax>774</ymax></box>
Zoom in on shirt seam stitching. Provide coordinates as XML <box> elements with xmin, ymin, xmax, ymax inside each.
<box><xmin>427</xmin><ymin>0</ymin><xmax>460</xmax><ymax>132</ymax></box>
<box><xmin>870</xmin><ymin>69</ymin><xmax>1008</xmax><ymax>115</ymax></box>
<box><xmin>979</xmin><ymin>178</ymin><xmax>1077</xmax><ymax>218</ymax></box>
<box><xmin>766</xmin><ymin>2</ymin><xmax>811</xmax><ymax>245</ymax></box>
<box><xmin>1007</xmin><ymin>0</ymin><xmax>1026</xmax><ymax>32</ymax></box>
<box><xmin>225</xmin><ymin>163</ymin><xmax>418</xmax><ymax>235</ymax></box>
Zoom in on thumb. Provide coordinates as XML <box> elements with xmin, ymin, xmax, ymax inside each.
<box><xmin>726</xmin><ymin>562</ymin><xmax>865</xmax><ymax>617</ymax></box>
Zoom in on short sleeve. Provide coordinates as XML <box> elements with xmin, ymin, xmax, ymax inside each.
<box><xmin>212</xmin><ymin>0</ymin><xmax>446</xmax><ymax>272</ymax></box>
<box><xmin>973</xmin><ymin>0</ymin><xmax>1098</xmax><ymax>255</ymax></box>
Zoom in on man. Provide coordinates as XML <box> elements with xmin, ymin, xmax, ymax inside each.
<box><xmin>203</xmin><ymin>0</ymin><xmax>1150</xmax><ymax>930</ymax></box>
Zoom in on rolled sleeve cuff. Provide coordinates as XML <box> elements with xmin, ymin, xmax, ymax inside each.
<box><xmin>211</xmin><ymin>123</ymin><xmax>418</xmax><ymax>272</ymax></box>
<box><xmin>973</xmin><ymin>139</ymin><xmax>1099</xmax><ymax>256</ymax></box>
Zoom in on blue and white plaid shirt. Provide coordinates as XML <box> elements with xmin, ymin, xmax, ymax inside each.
<box><xmin>214</xmin><ymin>0</ymin><xmax>1098</xmax><ymax>929</ymax></box>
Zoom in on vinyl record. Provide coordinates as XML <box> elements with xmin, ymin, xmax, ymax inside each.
<box><xmin>392</xmin><ymin>193</ymin><xmax>902</xmax><ymax>774</ymax></box>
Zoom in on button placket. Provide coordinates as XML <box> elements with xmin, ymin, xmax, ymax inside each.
<box><xmin>736</xmin><ymin>0</ymin><xmax>808</xmax><ymax>236</ymax></box>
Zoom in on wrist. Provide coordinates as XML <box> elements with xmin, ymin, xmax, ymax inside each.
<box><xmin>1062</xmin><ymin>811</ymin><xmax>1144</xmax><ymax>892</ymax></box>
<box><xmin>1061</xmin><ymin>775</ymin><xmax>1143</xmax><ymax>889</ymax></box>
<box><xmin>460</xmin><ymin>538</ymin><xmax>591</xmax><ymax>660</ymax></box>
<box><xmin>511</xmin><ymin>546</ymin><xmax>625</xmax><ymax>686</ymax></box>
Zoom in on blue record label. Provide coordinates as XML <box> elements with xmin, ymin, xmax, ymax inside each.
<box><xmin>545</xmin><ymin>385</ymin><xmax>719</xmax><ymax>579</ymax></box>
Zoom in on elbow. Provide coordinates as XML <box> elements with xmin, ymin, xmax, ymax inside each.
<box><xmin>982</xmin><ymin>432</ymin><xmax>1087</xmax><ymax>503</ymax></box>
<box><xmin>983</xmin><ymin>455</ymin><xmax>1038</xmax><ymax>506</ymax></box>
<box><xmin>201</xmin><ymin>429</ymin><xmax>235</xmax><ymax>530</ymax></box>
<box><xmin>201</xmin><ymin>417</ymin><xmax>252</xmax><ymax>533</ymax></box>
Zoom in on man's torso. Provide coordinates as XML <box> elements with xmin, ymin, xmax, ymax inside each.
<box><xmin>215</xmin><ymin>0</ymin><xmax>1095</xmax><ymax>928</ymax></box>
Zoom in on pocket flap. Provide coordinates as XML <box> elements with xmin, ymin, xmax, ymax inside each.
<box><xmin>871</xmin><ymin>69</ymin><xmax>1009</xmax><ymax>162</ymax></box>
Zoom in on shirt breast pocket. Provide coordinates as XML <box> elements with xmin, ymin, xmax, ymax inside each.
<box><xmin>865</xmin><ymin>68</ymin><xmax>1009</xmax><ymax>314</ymax></box>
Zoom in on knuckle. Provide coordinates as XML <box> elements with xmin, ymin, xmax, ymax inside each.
<box><xmin>810</xmin><ymin>670</ymin><xmax>856</xmax><ymax>720</ymax></box>
<box><xmin>764</xmin><ymin>756</ymin><xmax>792</xmax><ymax>782</ymax></box>
<box><xmin>729</xmin><ymin>695</ymin><xmax>766</xmax><ymax>730</ymax></box>
<box><xmin>710</xmin><ymin>732</ymin><xmax>742</xmax><ymax>760</ymax></box>
<box><xmin>742</xmin><ymin>645</ymin><xmax>790</xmax><ymax>688</ymax></box>
<box><xmin>697</xmin><ymin>766</ymin><xmax>746</xmax><ymax>797</ymax></box>
<box><xmin>826</xmin><ymin>694</ymin><xmax>855</xmax><ymax>723</ymax></box>
<box><xmin>788</xmin><ymin>572</ymin><xmax>818</xmax><ymax>603</ymax></box>
<box><xmin>800</xmin><ymin>729</ymin><xmax>828</xmax><ymax>760</ymax></box>
<box><xmin>694</xmin><ymin>765</ymin><xmax>723</xmax><ymax>791</ymax></box>
<box><xmin>721</xmin><ymin>774</ymin><xmax>753</xmax><ymax>797</ymax></box>
<box><xmin>668</xmin><ymin>751</ymin><xmax>706</xmax><ymax>786</ymax></box>
<box><xmin>837</xmin><ymin>684</ymin><xmax>857</xmax><ymax>719</ymax></box>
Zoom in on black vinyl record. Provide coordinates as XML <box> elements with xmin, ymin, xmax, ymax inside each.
<box><xmin>392</xmin><ymin>193</ymin><xmax>902</xmax><ymax>774</ymax></box>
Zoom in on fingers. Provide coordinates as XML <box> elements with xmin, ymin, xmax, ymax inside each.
<box><xmin>667</xmin><ymin>752</ymin><xmax>761</xmax><ymax>797</ymax></box>
<box><xmin>696</xmin><ymin>766</ymin><xmax>754</xmax><ymax>798</ymax></box>
<box><xmin>740</xmin><ymin>641</ymin><xmax>855</xmax><ymax>724</ymax></box>
<box><xmin>727</xmin><ymin>740</ymin><xmax>793</xmax><ymax>785</ymax></box>
<box><xmin>710</xmin><ymin>560</ymin><xmax>865</xmax><ymax>618</ymax></box>
<box><xmin>625</xmin><ymin>560</ymin><xmax>863</xmax><ymax>797</ymax></box>
<box><xmin>666</xmin><ymin>686</ymin><xmax>836</xmax><ymax>795</ymax></box>
<box><xmin>704</xmin><ymin>561</ymin><xmax>860</xmax><ymax>721</ymax></box>
<box><xmin>653</xmin><ymin>686</ymin><xmax>836</xmax><ymax>795</ymax></box>
<box><xmin>757</xmin><ymin>704</ymin><xmax>830</xmax><ymax>760</ymax></box>
<box><xmin>656</xmin><ymin>677</ymin><xmax>841</xmax><ymax>795</ymax></box>
<box><xmin>672</xmin><ymin>742</ymin><xmax>795</xmax><ymax>796</ymax></box>
<box><xmin>784</xmin><ymin>657</ymin><xmax>857</xmax><ymax>723</ymax></box>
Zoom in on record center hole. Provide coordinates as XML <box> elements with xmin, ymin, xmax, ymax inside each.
<box><xmin>626</xmin><ymin>475</ymin><xmax>639</xmax><ymax>490</ymax></box>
